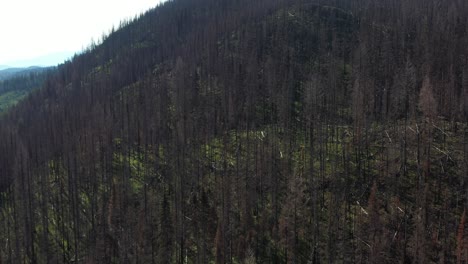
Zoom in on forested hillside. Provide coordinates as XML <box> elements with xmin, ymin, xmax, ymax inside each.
<box><xmin>0</xmin><ymin>67</ymin><xmax>45</xmax><ymax>81</ymax></box>
<box><xmin>0</xmin><ymin>0</ymin><xmax>467</xmax><ymax>263</ymax></box>
<box><xmin>0</xmin><ymin>67</ymin><xmax>53</xmax><ymax>112</ymax></box>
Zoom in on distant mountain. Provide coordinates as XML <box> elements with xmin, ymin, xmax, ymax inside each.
<box><xmin>0</xmin><ymin>66</ymin><xmax>46</xmax><ymax>81</ymax></box>
<box><xmin>0</xmin><ymin>65</ymin><xmax>9</xmax><ymax>71</ymax></box>
<box><xmin>4</xmin><ymin>51</ymin><xmax>75</xmax><ymax>68</ymax></box>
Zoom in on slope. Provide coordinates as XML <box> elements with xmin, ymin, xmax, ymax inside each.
<box><xmin>0</xmin><ymin>67</ymin><xmax>54</xmax><ymax>112</ymax></box>
<box><xmin>0</xmin><ymin>66</ymin><xmax>43</xmax><ymax>81</ymax></box>
<box><xmin>0</xmin><ymin>0</ymin><xmax>467</xmax><ymax>263</ymax></box>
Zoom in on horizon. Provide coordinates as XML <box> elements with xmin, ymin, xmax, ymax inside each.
<box><xmin>0</xmin><ymin>0</ymin><xmax>163</xmax><ymax>67</ymax></box>
<box><xmin>0</xmin><ymin>51</ymin><xmax>75</xmax><ymax>68</ymax></box>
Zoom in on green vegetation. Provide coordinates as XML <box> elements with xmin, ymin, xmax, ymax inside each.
<box><xmin>0</xmin><ymin>118</ymin><xmax>464</xmax><ymax>262</ymax></box>
<box><xmin>0</xmin><ymin>90</ymin><xmax>28</xmax><ymax>112</ymax></box>
<box><xmin>0</xmin><ymin>67</ymin><xmax>52</xmax><ymax>113</ymax></box>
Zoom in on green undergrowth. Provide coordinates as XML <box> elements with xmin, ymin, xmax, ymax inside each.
<box><xmin>0</xmin><ymin>119</ymin><xmax>466</xmax><ymax>262</ymax></box>
<box><xmin>0</xmin><ymin>90</ymin><xmax>28</xmax><ymax>113</ymax></box>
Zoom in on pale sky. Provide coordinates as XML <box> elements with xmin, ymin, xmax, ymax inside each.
<box><xmin>0</xmin><ymin>0</ymin><xmax>163</xmax><ymax>67</ymax></box>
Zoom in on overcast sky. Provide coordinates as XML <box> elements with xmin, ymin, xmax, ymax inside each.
<box><xmin>0</xmin><ymin>0</ymin><xmax>162</xmax><ymax>67</ymax></box>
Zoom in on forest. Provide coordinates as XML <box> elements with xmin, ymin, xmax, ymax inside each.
<box><xmin>0</xmin><ymin>67</ymin><xmax>53</xmax><ymax>113</ymax></box>
<box><xmin>0</xmin><ymin>0</ymin><xmax>467</xmax><ymax>263</ymax></box>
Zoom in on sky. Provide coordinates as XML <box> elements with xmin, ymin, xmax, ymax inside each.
<box><xmin>0</xmin><ymin>0</ymin><xmax>163</xmax><ymax>67</ymax></box>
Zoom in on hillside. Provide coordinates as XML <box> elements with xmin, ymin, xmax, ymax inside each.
<box><xmin>0</xmin><ymin>67</ymin><xmax>54</xmax><ymax>112</ymax></box>
<box><xmin>0</xmin><ymin>66</ymin><xmax>46</xmax><ymax>81</ymax></box>
<box><xmin>0</xmin><ymin>0</ymin><xmax>467</xmax><ymax>263</ymax></box>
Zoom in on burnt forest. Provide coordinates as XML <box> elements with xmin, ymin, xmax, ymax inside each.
<box><xmin>0</xmin><ymin>0</ymin><xmax>467</xmax><ymax>263</ymax></box>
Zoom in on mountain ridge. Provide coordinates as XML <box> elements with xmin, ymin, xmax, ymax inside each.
<box><xmin>0</xmin><ymin>66</ymin><xmax>44</xmax><ymax>80</ymax></box>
